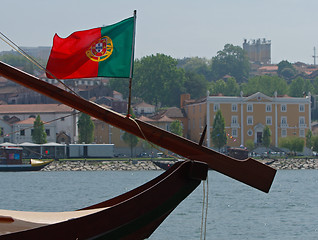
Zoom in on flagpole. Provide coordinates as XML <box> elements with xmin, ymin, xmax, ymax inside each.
<box><xmin>127</xmin><ymin>10</ymin><xmax>137</xmax><ymax>118</ymax></box>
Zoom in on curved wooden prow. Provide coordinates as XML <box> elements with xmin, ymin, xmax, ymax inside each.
<box><xmin>0</xmin><ymin>61</ymin><xmax>276</xmax><ymax>193</ymax></box>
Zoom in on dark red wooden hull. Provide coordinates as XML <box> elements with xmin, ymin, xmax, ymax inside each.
<box><xmin>0</xmin><ymin>160</ymin><xmax>208</xmax><ymax>239</ymax></box>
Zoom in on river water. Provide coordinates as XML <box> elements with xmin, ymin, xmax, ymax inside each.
<box><xmin>0</xmin><ymin>169</ymin><xmax>317</xmax><ymax>239</ymax></box>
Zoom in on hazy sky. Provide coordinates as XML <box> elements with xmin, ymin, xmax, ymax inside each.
<box><xmin>1</xmin><ymin>0</ymin><xmax>317</xmax><ymax>64</ymax></box>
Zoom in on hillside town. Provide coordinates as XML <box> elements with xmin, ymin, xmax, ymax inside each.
<box><xmin>1</xmin><ymin>40</ymin><xmax>318</xmax><ymax>158</ymax></box>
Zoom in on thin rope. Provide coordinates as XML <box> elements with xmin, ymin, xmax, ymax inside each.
<box><xmin>200</xmin><ymin>177</ymin><xmax>209</xmax><ymax>240</ymax></box>
<box><xmin>204</xmin><ymin>177</ymin><xmax>209</xmax><ymax>239</ymax></box>
<box><xmin>200</xmin><ymin>180</ymin><xmax>206</xmax><ymax>240</ymax></box>
<box><xmin>0</xmin><ymin>32</ymin><xmax>78</xmax><ymax>96</ymax></box>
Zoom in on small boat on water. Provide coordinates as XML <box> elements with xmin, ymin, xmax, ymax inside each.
<box><xmin>227</xmin><ymin>147</ymin><xmax>249</xmax><ymax>160</ymax></box>
<box><xmin>0</xmin><ymin>146</ymin><xmax>53</xmax><ymax>172</ymax></box>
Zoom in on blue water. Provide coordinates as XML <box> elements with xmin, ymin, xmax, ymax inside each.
<box><xmin>0</xmin><ymin>170</ymin><xmax>317</xmax><ymax>239</ymax></box>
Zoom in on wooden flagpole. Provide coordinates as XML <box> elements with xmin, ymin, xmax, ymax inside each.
<box><xmin>127</xmin><ymin>10</ymin><xmax>137</xmax><ymax>117</ymax></box>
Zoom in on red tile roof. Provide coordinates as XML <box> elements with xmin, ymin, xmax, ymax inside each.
<box><xmin>0</xmin><ymin>104</ymin><xmax>74</xmax><ymax>114</ymax></box>
<box><xmin>15</xmin><ymin>117</ymin><xmax>36</xmax><ymax>125</ymax></box>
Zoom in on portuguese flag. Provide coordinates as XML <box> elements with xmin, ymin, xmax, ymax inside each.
<box><xmin>46</xmin><ymin>16</ymin><xmax>135</xmax><ymax>79</ymax></box>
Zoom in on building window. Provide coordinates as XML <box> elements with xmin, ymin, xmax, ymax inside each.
<box><xmin>247</xmin><ymin>104</ymin><xmax>253</xmax><ymax>112</ymax></box>
<box><xmin>232</xmin><ymin>128</ymin><xmax>238</xmax><ymax>137</ymax></box>
<box><xmin>232</xmin><ymin>116</ymin><xmax>238</xmax><ymax>124</ymax></box>
<box><xmin>299</xmin><ymin>104</ymin><xmax>305</xmax><ymax>112</ymax></box>
<box><xmin>281</xmin><ymin>116</ymin><xmax>287</xmax><ymax>127</ymax></box>
<box><xmin>20</xmin><ymin>130</ymin><xmax>25</xmax><ymax>136</ymax></box>
<box><xmin>247</xmin><ymin>129</ymin><xmax>253</xmax><ymax>136</ymax></box>
<box><xmin>214</xmin><ymin>104</ymin><xmax>219</xmax><ymax>112</ymax></box>
<box><xmin>232</xmin><ymin>104</ymin><xmax>237</xmax><ymax>112</ymax></box>
<box><xmin>299</xmin><ymin>116</ymin><xmax>306</xmax><ymax>128</ymax></box>
<box><xmin>281</xmin><ymin>104</ymin><xmax>287</xmax><ymax>112</ymax></box>
<box><xmin>299</xmin><ymin>129</ymin><xmax>305</xmax><ymax>137</ymax></box>
<box><xmin>266</xmin><ymin>116</ymin><xmax>272</xmax><ymax>125</ymax></box>
<box><xmin>247</xmin><ymin>116</ymin><xmax>253</xmax><ymax>125</ymax></box>
<box><xmin>266</xmin><ymin>104</ymin><xmax>272</xmax><ymax>112</ymax></box>
<box><xmin>281</xmin><ymin>129</ymin><xmax>287</xmax><ymax>137</ymax></box>
<box><xmin>45</xmin><ymin>129</ymin><xmax>50</xmax><ymax>136</ymax></box>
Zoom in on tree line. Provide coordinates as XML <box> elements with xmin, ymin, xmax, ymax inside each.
<box><xmin>2</xmin><ymin>44</ymin><xmax>317</xmax><ymax>108</ymax></box>
<box><xmin>110</xmin><ymin>45</ymin><xmax>318</xmax><ymax>108</ymax></box>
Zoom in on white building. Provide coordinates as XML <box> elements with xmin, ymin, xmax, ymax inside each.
<box><xmin>0</xmin><ymin>104</ymin><xmax>78</xmax><ymax>144</ymax></box>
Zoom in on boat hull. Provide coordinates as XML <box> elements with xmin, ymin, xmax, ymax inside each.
<box><xmin>0</xmin><ymin>160</ymin><xmax>53</xmax><ymax>172</ymax></box>
<box><xmin>0</xmin><ymin>160</ymin><xmax>208</xmax><ymax>240</ymax></box>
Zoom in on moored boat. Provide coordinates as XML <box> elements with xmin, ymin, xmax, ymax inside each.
<box><xmin>0</xmin><ymin>146</ymin><xmax>53</xmax><ymax>172</ymax></box>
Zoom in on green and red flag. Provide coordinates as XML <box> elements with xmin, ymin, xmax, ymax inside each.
<box><xmin>46</xmin><ymin>16</ymin><xmax>135</xmax><ymax>79</ymax></box>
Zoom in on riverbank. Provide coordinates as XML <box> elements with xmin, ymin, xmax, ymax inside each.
<box><xmin>259</xmin><ymin>158</ymin><xmax>318</xmax><ymax>170</ymax></box>
<box><xmin>41</xmin><ymin>158</ymin><xmax>318</xmax><ymax>171</ymax></box>
<box><xmin>42</xmin><ymin>160</ymin><xmax>162</xmax><ymax>171</ymax></box>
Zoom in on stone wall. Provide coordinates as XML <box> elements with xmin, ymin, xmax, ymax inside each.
<box><xmin>42</xmin><ymin>160</ymin><xmax>161</xmax><ymax>171</ymax></box>
<box><xmin>41</xmin><ymin>158</ymin><xmax>318</xmax><ymax>171</ymax></box>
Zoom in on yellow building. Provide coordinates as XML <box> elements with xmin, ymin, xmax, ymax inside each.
<box><xmin>184</xmin><ymin>92</ymin><xmax>311</xmax><ymax>148</ymax></box>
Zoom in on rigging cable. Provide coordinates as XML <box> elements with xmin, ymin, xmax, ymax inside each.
<box><xmin>1</xmin><ymin>111</ymin><xmax>78</xmax><ymax>140</ymax></box>
<box><xmin>200</xmin><ymin>177</ymin><xmax>209</xmax><ymax>240</ymax></box>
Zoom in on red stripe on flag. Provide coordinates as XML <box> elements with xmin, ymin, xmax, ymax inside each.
<box><xmin>47</xmin><ymin>28</ymin><xmax>101</xmax><ymax>79</ymax></box>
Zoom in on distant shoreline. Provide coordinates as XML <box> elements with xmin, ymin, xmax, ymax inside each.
<box><xmin>41</xmin><ymin>158</ymin><xmax>318</xmax><ymax>171</ymax></box>
<box><xmin>259</xmin><ymin>158</ymin><xmax>318</xmax><ymax>170</ymax></box>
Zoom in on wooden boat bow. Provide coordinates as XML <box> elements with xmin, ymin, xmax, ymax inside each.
<box><xmin>0</xmin><ymin>60</ymin><xmax>276</xmax><ymax>193</ymax></box>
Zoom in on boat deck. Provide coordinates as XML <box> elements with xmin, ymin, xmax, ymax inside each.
<box><xmin>0</xmin><ymin>207</ymin><xmax>108</xmax><ymax>235</ymax></box>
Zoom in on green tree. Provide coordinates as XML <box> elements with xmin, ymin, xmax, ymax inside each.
<box><xmin>0</xmin><ymin>54</ymin><xmax>44</xmax><ymax>75</ymax></box>
<box><xmin>242</xmin><ymin>75</ymin><xmax>288</xmax><ymax>96</ymax></box>
<box><xmin>170</xmin><ymin>120</ymin><xmax>183</xmax><ymax>136</ymax></box>
<box><xmin>245</xmin><ymin>139</ymin><xmax>255</xmax><ymax>151</ymax></box>
<box><xmin>311</xmin><ymin>77</ymin><xmax>318</xmax><ymax>95</ymax></box>
<box><xmin>306</xmin><ymin>129</ymin><xmax>312</xmax><ymax>149</ymax></box>
<box><xmin>279</xmin><ymin>136</ymin><xmax>304</xmax><ymax>155</ymax></box>
<box><xmin>212</xmin><ymin>79</ymin><xmax>226</xmax><ymax>95</ymax></box>
<box><xmin>177</xmin><ymin>57</ymin><xmax>212</xmax><ymax>81</ymax></box>
<box><xmin>311</xmin><ymin>135</ymin><xmax>318</xmax><ymax>152</ymax></box>
<box><xmin>32</xmin><ymin>115</ymin><xmax>47</xmax><ymax>144</ymax></box>
<box><xmin>122</xmin><ymin>131</ymin><xmax>139</xmax><ymax>157</ymax></box>
<box><xmin>277</xmin><ymin>60</ymin><xmax>296</xmax><ymax>80</ymax></box>
<box><xmin>224</xmin><ymin>77</ymin><xmax>240</xmax><ymax>96</ymax></box>
<box><xmin>184</xmin><ymin>71</ymin><xmax>208</xmax><ymax>99</ymax></box>
<box><xmin>77</xmin><ymin>113</ymin><xmax>94</xmax><ymax>144</ymax></box>
<box><xmin>122</xmin><ymin>110</ymin><xmax>139</xmax><ymax>157</ymax></box>
<box><xmin>133</xmin><ymin>54</ymin><xmax>186</xmax><ymax>107</ymax></box>
<box><xmin>211</xmin><ymin>110</ymin><xmax>227</xmax><ymax>150</ymax></box>
<box><xmin>211</xmin><ymin>44</ymin><xmax>250</xmax><ymax>83</ymax></box>
<box><xmin>289</xmin><ymin>77</ymin><xmax>313</xmax><ymax>97</ymax></box>
<box><xmin>262</xmin><ymin>126</ymin><xmax>271</xmax><ymax>148</ymax></box>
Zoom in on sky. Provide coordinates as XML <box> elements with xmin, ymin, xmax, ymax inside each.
<box><xmin>0</xmin><ymin>0</ymin><xmax>317</xmax><ymax>64</ymax></box>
